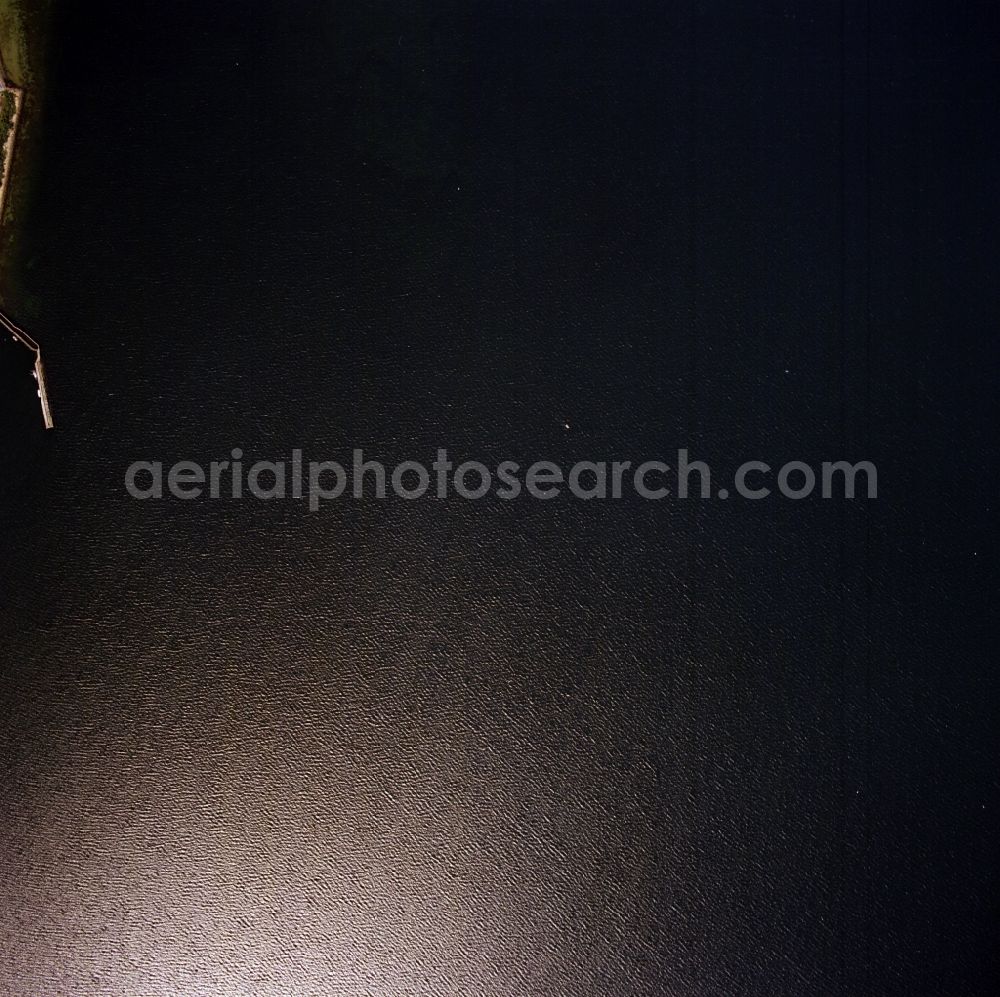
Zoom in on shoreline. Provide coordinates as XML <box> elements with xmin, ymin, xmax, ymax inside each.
<box><xmin>0</xmin><ymin>82</ymin><xmax>23</xmax><ymax>225</ymax></box>
<box><xmin>0</xmin><ymin>80</ymin><xmax>53</xmax><ymax>429</ymax></box>
<box><xmin>0</xmin><ymin>0</ymin><xmax>54</xmax><ymax>427</ymax></box>
<box><xmin>0</xmin><ymin>0</ymin><xmax>52</xmax><ymax>305</ymax></box>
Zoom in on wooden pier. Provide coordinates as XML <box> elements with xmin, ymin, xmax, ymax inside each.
<box><xmin>1</xmin><ymin>308</ymin><xmax>54</xmax><ymax>428</ymax></box>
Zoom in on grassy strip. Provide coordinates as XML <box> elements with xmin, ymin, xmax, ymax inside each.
<box><xmin>0</xmin><ymin>87</ymin><xmax>15</xmax><ymax>186</ymax></box>
<box><xmin>0</xmin><ymin>0</ymin><xmax>53</xmax><ymax>304</ymax></box>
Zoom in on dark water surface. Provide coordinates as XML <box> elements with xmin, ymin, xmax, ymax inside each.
<box><xmin>2</xmin><ymin>1</ymin><xmax>998</xmax><ymax>993</ymax></box>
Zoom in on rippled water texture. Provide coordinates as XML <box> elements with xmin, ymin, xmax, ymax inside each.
<box><xmin>2</xmin><ymin>2</ymin><xmax>998</xmax><ymax>994</ymax></box>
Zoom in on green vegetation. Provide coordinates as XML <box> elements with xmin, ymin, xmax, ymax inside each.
<box><xmin>0</xmin><ymin>88</ymin><xmax>15</xmax><ymax>185</ymax></box>
<box><xmin>0</xmin><ymin>0</ymin><xmax>53</xmax><ymax>305</ymax></box>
